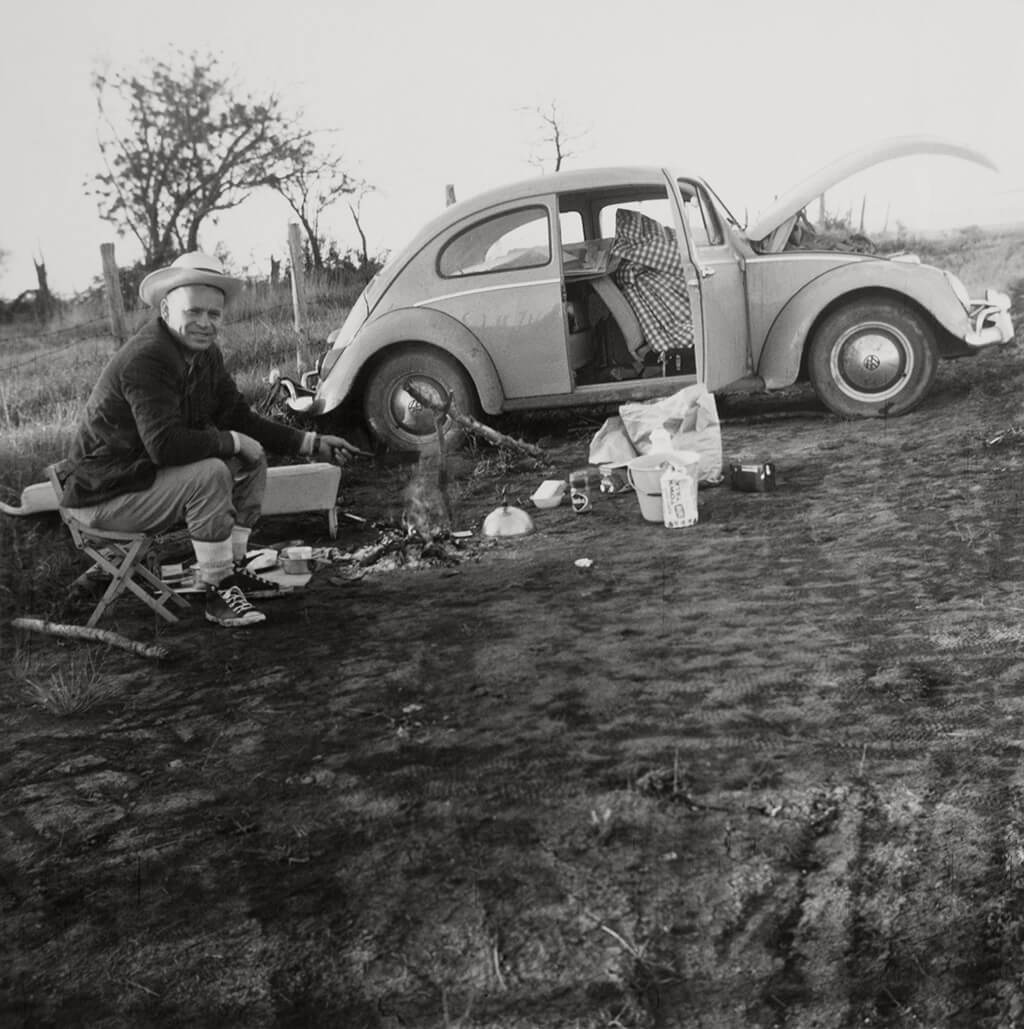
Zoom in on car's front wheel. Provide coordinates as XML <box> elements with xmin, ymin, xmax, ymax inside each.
<box><xmin>807</xmin><ymin>298</ymin><xmax>938</xmax><ymax>418</ymax></box>
<box><xmin>363</xmin><ymin>345</ymin><xmax>477</xmax><ymax>452</ymax></box>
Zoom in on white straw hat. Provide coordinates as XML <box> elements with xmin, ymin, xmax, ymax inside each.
<box><xmin>139</xmin><ymin>252</ymin><xmax>244</xmax><ymax>307</ymax></box>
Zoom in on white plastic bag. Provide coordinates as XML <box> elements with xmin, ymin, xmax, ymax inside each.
<box><xmin>587</xmin><ymin>415</ymin><xmax>638</xmax><ymax>466</ymax></box>
<box><xmin>619</xmin><ymin>385</ymin><xmax>723</xmax><ymax>484</ymax></box>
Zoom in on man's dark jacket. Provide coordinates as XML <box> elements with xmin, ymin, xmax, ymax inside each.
<box><xmin>62</xmin><ymin>317</ymin><xmax>305</xmax><ymax>508</ymax></box>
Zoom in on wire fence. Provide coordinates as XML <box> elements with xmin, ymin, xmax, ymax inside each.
<box><xmin>0</xmin><ymin>315</ymin><xmax>114</xmax><ymax>348</ymax></box>
<box><xmin>0</xmin><ymin>318</ymin><xmax>118</xmax><ymax>374</ymax></box>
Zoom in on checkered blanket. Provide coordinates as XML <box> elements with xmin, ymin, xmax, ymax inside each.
<box><xmin>610</xmin><ymin>209</ymin><xmax>694</xmax><ymax>354</ymax></box>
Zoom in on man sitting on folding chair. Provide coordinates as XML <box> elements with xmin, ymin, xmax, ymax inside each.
<box><xmin>59</xmin><ymin>252</ymin><xmax>362</xmax><ymax>628</ymax></box>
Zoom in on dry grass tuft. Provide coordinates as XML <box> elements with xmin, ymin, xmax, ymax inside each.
<box><xmin>14</xmin><ymin>648</ymin><xmax>116</xmax><ymax>716</ymax></box>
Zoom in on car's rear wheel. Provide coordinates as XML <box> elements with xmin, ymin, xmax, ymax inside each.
<box><xmin>363</xmin><ymin>345</ymin><xmax>476</xmax><ymax>452</ymax></box>
<box><xmin>807</xmin><ymin>298</ymin><xmax>938</xmax><ymax>417</ymax></box>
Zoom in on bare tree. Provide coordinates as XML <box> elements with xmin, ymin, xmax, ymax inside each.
<box><xmin>266</xmin><ymin>150</ymin><xmax>357</xmax><ymax>271</ymax></box>
<box><xmin>522</xmin><ymin>100</ymin><xmax>588</xmax><ymax>173</ymax></box>
<box><xmin>347</xmin><ymin>181</ymin><xmax>377</xmax><ymax>273</ymax></box>
<box><xmin>90</xmin><ymin>51</ymin><xmax>314</xmax><ymax>268</ymax></box>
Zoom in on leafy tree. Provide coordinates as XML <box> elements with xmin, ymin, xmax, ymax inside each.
<box><xmin>90</xmin><ymin>51</ymin><xmax>313</xmax><ymax>268</ymax></box>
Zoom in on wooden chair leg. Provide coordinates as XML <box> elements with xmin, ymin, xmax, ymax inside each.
<box><xmin>82</xmin><ymin>538</ymin><xmax>188</xmax><ymax>626</ymax></box>
<box><xmin>84</xmin><ymin>539</ymin><xmax>143</xmax><ymax>627</ymax></box>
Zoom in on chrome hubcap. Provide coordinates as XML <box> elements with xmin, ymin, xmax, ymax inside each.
<box><xmin>389</xmin><ymin>376</ymin><xmax>449</xmax><ymax>437</ymax></box>
<box><xmin>830</xmin><ymin>322</ymin><xmax>912</xmax><ymax>401</ymax></box>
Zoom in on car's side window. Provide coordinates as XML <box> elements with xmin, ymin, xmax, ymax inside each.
<box><xmin>438</xmin><ymin>207</ymin><xmax>551</xmax><ymax>278</ymax></box>
<box><xmin>599</xmin><ymin>197</ymin><xmax>675</xmax><ymax>238</ymax></box>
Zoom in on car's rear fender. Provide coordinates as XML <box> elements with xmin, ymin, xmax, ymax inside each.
<box><xmin>315</xmin><ymin>307</ymin><xmax>505</xmax><ymax>415</ymax></box>
<box><xmin>757</xmin><ymin>263</ymin><xmax>972</xmax><ymax>388</ymax></box>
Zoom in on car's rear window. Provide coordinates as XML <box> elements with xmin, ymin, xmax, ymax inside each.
<box><xmin>438</xmin><ymin>206</ymin><xmax>551</xmax><ymax>277</ymax></box>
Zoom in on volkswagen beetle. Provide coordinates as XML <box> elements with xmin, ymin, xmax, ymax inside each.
<box><xmin>311</xmin><ymin>137</ymin><xmax>1013</xmax><ymax>452</ymax></box>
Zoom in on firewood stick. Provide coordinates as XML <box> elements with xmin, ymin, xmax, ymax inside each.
<box><xmin>356</xmin><ymin>537</ymin><xmax>404</xmax><ymax>568</ymax></box>
<box><xmin>11</xmin><ymin>618</ymin><xmax>174</xmax><ymax>661</ymax></box>
<box><xmin>404</xmin><ymin>383</ymin><xmax>547</xmax><ymax>460</ymax></box>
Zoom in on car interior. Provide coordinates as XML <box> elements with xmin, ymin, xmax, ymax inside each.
<box><xmin>557</xmin><ymin>186</ymin><xmax>698</xmax><ymax>386</ymax></box>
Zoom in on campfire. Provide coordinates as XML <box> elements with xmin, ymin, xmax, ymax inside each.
<box><xmin>339</xmin><ymin>456</ymin><xmax>472</xmax><ymax>574</ymax></box>
<box><xmin>336</xmin><ymin>379</ymin><xmax>543</xmax><ymax>575</ymax></box>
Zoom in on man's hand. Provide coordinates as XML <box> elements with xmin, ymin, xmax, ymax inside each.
<box><xmin>235</xmin><ymin>433</ymin><xmax>265</xmax><ymax>466</ymax></box>
<box><xmin>314</xmin><ymin>433</ymin><xmax>372</xmax><ymax>464</ymax></box>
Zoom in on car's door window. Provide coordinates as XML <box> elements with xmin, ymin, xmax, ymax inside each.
<box><xmin>678</xmin><ymin>182</ymin><xmax>723</xmax><ymax>246</ymax></box>
<box><xmin>559</xmin><ymin>211</ymin><xmax>585</xmax><ymax>245</ymax></box>
<box><xmin>438</xmin><ymin>206</ymin><xmax>551</xmax><ymax>277</ymax></box>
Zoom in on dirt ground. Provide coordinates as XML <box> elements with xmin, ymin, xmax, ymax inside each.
<box><xmin>6</xmin><ymin>341</ymin><xmax>1024</xmax><ymax>1028</ymax></box>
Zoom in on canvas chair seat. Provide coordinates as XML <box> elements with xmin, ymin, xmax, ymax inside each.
<box><xmin>46</xmin><ymin>464</ymin><xmax>190</xmax><ymax>628</ymax></box>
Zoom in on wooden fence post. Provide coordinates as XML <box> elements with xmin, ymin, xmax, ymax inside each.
<box><xmin>287</xmin><ymin>223</ymin><xmax>311</xmax><ymax>373</ymax></box>
<box><xmin>445</xmin><ymin>184</ymin><xmax>456</xmax><ymax>207</ymax></box>
<box><xmin>34</xmin><ymin>257</ymin><xmax>53</xmax><ymax>323</ymax></box>
<box><xmin>100</xmin><ymin>244</ymin><xmax>128</xmax><ymax>345</ymax></box>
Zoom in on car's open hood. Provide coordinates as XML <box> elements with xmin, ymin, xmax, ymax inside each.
<box><xmin>746</xmin><ymin>136</ymin><xmax>998</xmax><ymax>252</ymax></box>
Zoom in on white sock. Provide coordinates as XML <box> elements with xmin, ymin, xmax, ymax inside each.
<box><xmin>192</xmin><ymin>538</ymin><xmax>234</xmax><ymax>587</ymax></box>
<box><xmin>231</xmin><ymin>526</ymin><xmax>253</xmax><ymax>564</ymax></box>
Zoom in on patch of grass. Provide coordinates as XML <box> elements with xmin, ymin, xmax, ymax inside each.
<box><xmin>14</xmin><ymin>647</ymin><xmax>115</xmax><ymax>716</ymax></box>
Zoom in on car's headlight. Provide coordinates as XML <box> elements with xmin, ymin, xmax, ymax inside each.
<box><xmin>944</xmin><ymin>271</ymin><xmax>971</xmax><ymax>310</ymax></box>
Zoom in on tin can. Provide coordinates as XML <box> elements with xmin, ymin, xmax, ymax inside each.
<box><xmin>729</xmin><ymin>462</ymin><xmax>776</xmax><ymax>492</ymax></box>
<box><xmin>569</xmin><ymin>469</ymin><xmax>592</xmax><ymax>513</ymax></box>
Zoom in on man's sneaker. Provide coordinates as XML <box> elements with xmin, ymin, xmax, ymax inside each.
<box><xmin>205</xmin><ymin>585</ymin><xmax>266</xmax><ymax>627</ymax></box>
<box><xmin>223</xmin><ymin>566</ymin><xmax>288</xmax><ymax>599</ymax></box>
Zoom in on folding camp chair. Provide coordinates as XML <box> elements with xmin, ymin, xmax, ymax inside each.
<box><xmin>46</xmin><ymin>464</ymin><xmax>190</xmax><ymax>627</ymax></box>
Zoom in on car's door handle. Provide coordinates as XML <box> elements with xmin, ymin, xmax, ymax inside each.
<box><xmin>699</xmin><ymin>266</ymin><xmax>716</xmax><ymax>278</ymax></box>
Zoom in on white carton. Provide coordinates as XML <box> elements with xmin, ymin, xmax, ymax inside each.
<box><xmin>661</xmin><ymin>468</ymin><xmax>698</xmax><ymax>528</ymax></box>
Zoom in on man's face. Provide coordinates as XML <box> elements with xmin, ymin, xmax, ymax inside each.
<box><xmin>161</xmin><ymin>284</ymin><xmax>226</xmax><ymax>352</ymax></box>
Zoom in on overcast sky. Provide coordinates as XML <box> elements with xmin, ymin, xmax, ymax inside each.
<box><xmin>3</xmin><ymin>0</ymin><xmax>1024</xmax><ymax>297</ymax></box>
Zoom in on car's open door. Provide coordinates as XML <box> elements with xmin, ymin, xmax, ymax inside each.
<box><xmin>667</xmin><ymin>174</ymin><xmax>752</xmax><ymax>390</ymax></box>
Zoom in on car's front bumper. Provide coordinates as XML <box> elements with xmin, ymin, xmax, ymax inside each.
<box><xmin>964</xmin><ymin>289</ymin><xmax>1014</xmax><ymax>346</ymax></box>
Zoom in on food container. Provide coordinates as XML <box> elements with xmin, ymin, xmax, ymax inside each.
<box><xmin>569</xmin><ymin>469</ymin><xmax>593</xmax><ymax>513</ymax></box>
<box><xmin>530</xmin><ymin>479</ymin><xmax>567</xmax><ymax>509</ymax></box>
<box><xmin>279</xmin><ymin>545</ymin><xmax>314</xmax><ymax>574</ymax></box>
<box><xmin>729</xmin><ymin>462</ymin><xmax>776</xmax><ymax>492</ymax></box>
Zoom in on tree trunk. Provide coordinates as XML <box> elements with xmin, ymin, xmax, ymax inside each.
<box><xmin>348</xmin><ymin>201</ymin><xmax>370</xmax><ymax>270</ymax></box>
